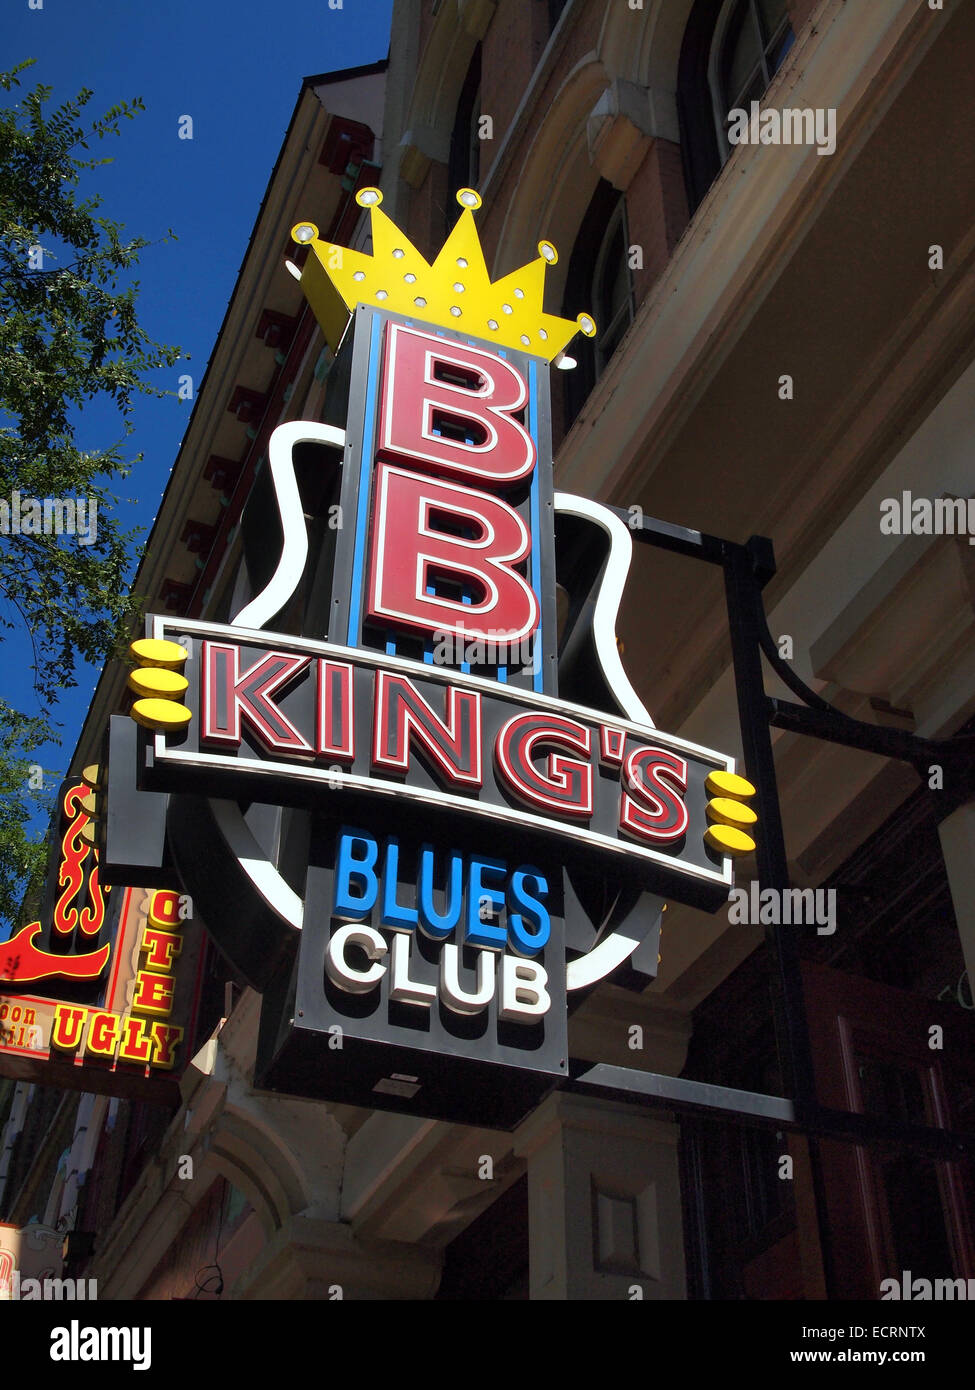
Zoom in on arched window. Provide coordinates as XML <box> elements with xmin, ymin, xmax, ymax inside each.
<box><xmin>546</xmin><ymin>0</ymin><xmax>569</xmax><ymax>32</ymax></box>
<box><xmin>709</xmin><ymin>0</ymin><xmax>794</xmax><ymax>154</ymax></box>
<box><xmin>678</xmin><ymin>0</ymin><xmax>794</xmax><ymax>212</ymax></box>
<box><xmin>447</xmin><ymin>45</ymin><xmax>481</xmax><ymax>227</ymax></box>
<box><xmin>592</xmin><ymin>196</ymin><xmax>634</xmax><ymax>372</ymax></box>
<box><xmin>561</xmin><ymin>179</ymin><xmax>634</xmax><ymax>429</ymax></box>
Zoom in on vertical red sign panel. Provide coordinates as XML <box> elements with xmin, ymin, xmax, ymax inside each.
<box><xmin>366</xmin><ymin>323</ymin><xmax>540</xmax><ymax>646</ymax></box>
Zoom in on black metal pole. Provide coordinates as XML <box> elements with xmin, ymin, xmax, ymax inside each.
<box><xmin>723</xmin><ymin>541</ymin><xmax>816</xmax><ymax>1103</ymax></box>
<box><xmin>722</xmin><ymin>537</ymin><xmax>838</xmax><ymax>1298</ymax></box>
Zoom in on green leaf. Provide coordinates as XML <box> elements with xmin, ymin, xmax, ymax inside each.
<box><xmin>0</xmin><ymin>61</ymin><xmax>183</xmax><ymax>930</ymax></box>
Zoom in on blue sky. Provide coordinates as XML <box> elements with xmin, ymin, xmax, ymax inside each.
<box><xmin>1</xmin><ymin>0</ymin><xmax>393</xmax><ymax>925</ymax></box>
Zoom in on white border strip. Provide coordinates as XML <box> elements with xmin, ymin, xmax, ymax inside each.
<box><xmin>210</xmin><ymin>799</ymin><xmax>304</xmax><ymax>930</ymax></box>
<box><xmin>566</xmin><ymin>929</ymin><xmax>643</xmax><ymax>992</ymax></box>
<box><xmin>231</xmin><ymin>421</ymin><xmax>346</xmax><ymax>630</ymax></box>
<box><xmin>553</xmin><ymin>491</ymin><xmax>654</xmax><ymax>726</ymax></box>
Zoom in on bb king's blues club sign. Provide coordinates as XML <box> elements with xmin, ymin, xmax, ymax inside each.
<box><xmin>101</xmin><ymin>189</ymin><xmax>758</xmax><ymax>1128</ymax></box>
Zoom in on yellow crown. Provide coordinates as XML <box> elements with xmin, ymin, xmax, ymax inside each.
<box><xmin>290</xmin><ymin>187</ymin><xmax>596</xmax><ymax>364</ymax></box>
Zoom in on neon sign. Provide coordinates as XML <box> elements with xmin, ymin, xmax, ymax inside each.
<box><xmin>101</xmin><ymin>189</ymin><xmax>756</xmax><ymax>1127</ymax></box>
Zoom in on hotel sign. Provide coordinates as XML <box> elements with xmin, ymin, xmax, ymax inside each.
<box><xmin>2</xmin><ymin>774</ymin><xmax>112</xmax><ymax>990</ymax></box>
<box><xmin>0</xmin><ymin>888</ymin><xmax>198</xmax><ymax>1100</ymax></box>
<box><xmin>0</xmin><ymin>777</ymin><xmax>200</xmax><ymax>1097</ymax></box>
<box><xmin>102</xmin><ymin>189</ymin><xmax>756</xmax><ymax>1127</ymax></box>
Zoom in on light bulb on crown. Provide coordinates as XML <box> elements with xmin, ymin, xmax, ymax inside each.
<box><xmin>290</xmin><ymin>187</ymin><xmax>596</xmax><ymax>363</ymax></box>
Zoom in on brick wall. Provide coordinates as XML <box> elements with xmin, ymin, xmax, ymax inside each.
<box><xmin>481</xmin><ymin>0</ymin><xmax>552</xmax><ymax>164</ymax></box>
<box><xmin>406</xmin><ymin>159</ymin><xmax>451</xmax><ymax>263</ymax></box>
<box><xmin>400</xmin><ymin>0</ymin><xmax>818</xmax><ymax>397</ymax></box>
<box><xmin>479</xmin><ymin>0</ymin><xmax>604</xmax><ymax>270</ymax></box>
<box><xmin>626</xmin><ymin>138</ymin><xmax>691</xmax><ymax>312</ymax></box>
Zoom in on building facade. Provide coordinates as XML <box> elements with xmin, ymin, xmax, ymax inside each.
<box><xmin>2</xmin><ymin>0</ymin><xmax>975</xmax><ymax>1301</ymax></box>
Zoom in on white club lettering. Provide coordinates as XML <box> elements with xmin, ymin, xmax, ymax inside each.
<box><xmin>440</xmin><ymin>944</ymin><xmax>496</xmax><ymax>1014</ymax></box>
<box><xmin>499</xmin><ymin>955</ymin><xmax>550</xmax><ymax>1022</ymax></box>
<box><xmin>388</xmin><ymin>932</ymin><xmax>437</xmax><ymax>1006</ymax></box>
<box><xmin>325</xmin><ymin>924</ymin><xmax>388</xmax><ymax>993</ymax></box>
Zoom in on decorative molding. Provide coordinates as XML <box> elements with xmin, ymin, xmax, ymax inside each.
<box><xmin>160</xmin><ymin>579</ymin><xmax>192</xmax><ymax>613</ymax></box>
<box><xmin>593</xmin><ymin>1185</ymin><xmax>641</xmax><ymax>1274</ymax></box>
<box><xmin>256</xmin><ymin>309</ymin><xmax>299</xmax><ymax>350</ymax></box>
<box><xmin>458</xmin><ymin>0</ymin><xmax>496</xmax><ymax>41</ymax></box>
<box><xmin>513</xmin><ymin>1091</ymin><xmax>685</xmax><ymax>1300</ymax></box>
<box><xmin>227</xmin><ymin>386</ymin><xmax>269</xmax><ymax>425</ymax></box>
<box><xmin>233</xmin><ymin>1213</ymin><xmax>442</xmax><ymax>1299</ymax></box>
<box><xmin>398</xmin><ymin>126</ymin><xmax>450</xmax><ymax>188</ymax></box>
<box><xmin>204</xmin><ymin>454</ymin><xmax>245</xmax><ymax>494</ymax></box>
<box><xmin>180</xmin><ymin>520</ymin><xmax>217</xmax><ymax>556</ymax></box>
<box><xmin>586</xmin><ymin>79</ymin><xmax>660</xmax><ymax>189</ymax></box>
<box><xmin>810</xmin><ymin>531</ymin><xmax>975</xmax><ymax>724</ymax></box>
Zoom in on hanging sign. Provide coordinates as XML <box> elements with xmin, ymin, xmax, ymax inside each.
<box><xmin>100</xmin><ymin>189</ymin><xmax>757</xmax><ymax>1127</ymax></box>
<box><xmin>1</xmin><ymin>774</ymin><xmax>113</xmax><ymax>991</ymax></box>
<box><xmin>0</xmin><ymin>771</ymin><xmax>201</xmax><ymax>1101</ymax></box>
